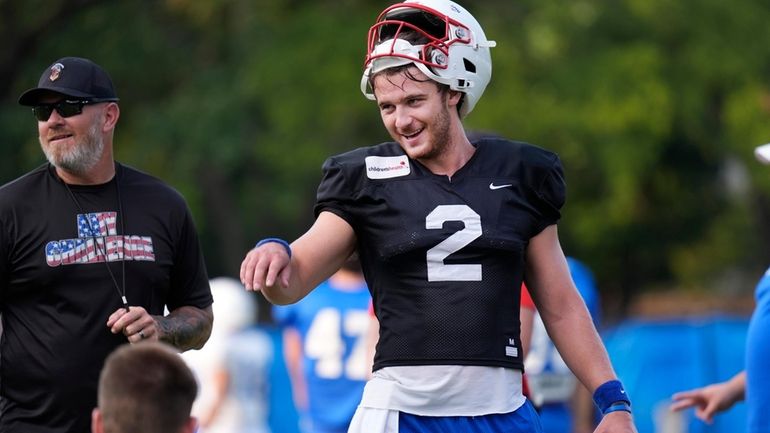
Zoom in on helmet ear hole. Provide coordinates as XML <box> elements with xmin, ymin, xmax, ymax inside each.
<box><xmin>463</xmin><ymin>58</ymin><xmax>476</xmax><ymax>73</ymax></box>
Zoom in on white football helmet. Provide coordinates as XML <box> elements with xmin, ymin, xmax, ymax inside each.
<box><xmin>360</xmin><ymin>0</ymin><xmax>496</xmax><ymax>118</ymax></box>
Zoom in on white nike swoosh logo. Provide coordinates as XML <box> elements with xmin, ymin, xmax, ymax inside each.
<box><xmin>489</xmin><ymin>183</ymin><xmax>512</xmax><ymax>190</ymax></box>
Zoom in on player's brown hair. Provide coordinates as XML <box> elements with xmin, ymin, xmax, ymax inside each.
<box><xmin>97</xmin><ymin>342</ymin><xmax>197</xmax><ymax>433</ymax></box>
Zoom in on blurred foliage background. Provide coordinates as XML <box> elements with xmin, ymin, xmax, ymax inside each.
<box><xmin>3</xmin><ymin>0</ymin><xmax>770</xmax><ymax>320</ymax></box>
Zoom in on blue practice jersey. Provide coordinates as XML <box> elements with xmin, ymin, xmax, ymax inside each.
<box><xmin>746</xmin><ymin>266</ymin><xmax>770</xmax><ymax>433</ymax></box>
<box><xmin>273</xmin><ymin>279</ymin><xmax>371</xmax><ymax>432</ymax></box>
<box><xmin>224</xmin><ymin>328</ymin><xmax>274</xmax><ymax>433</ymax></box>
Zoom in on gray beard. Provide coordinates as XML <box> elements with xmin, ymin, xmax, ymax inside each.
<box><xmin>41</xmin><ymin>121</ymin><xmax>104</xmax><ymax>176</ymax></box>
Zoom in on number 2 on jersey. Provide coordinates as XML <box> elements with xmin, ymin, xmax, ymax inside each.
<box><xmin>426</xmin><ymin>204</ymin><xmax>482</xmax><ymax>282</ymax></box>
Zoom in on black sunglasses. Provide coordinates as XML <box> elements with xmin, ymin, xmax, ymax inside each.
<box><xmin>32</xmin><ymin>98</ymin><xmax>116</xmax><ymax>122</ymax></box>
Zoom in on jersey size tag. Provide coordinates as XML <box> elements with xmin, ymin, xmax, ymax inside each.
<box><xmin>365</xmin><ymin>155</ymin><xmax>411</xmax><ymax>179</ymax></box>
<box><xmin>505</xmin><ymin>337</ymin><xmax>519</xmax><ymax>358</ymax></box>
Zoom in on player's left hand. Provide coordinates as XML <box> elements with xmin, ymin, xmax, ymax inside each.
<box><xmin>593</xmin><ymin>411</ymin><xmax>637</xmax><ymax>433</ymax></box>
<box><xmin>107</xmin><ymin>306</ymin><xmax>158</xmax><ymax>343</ymax></box>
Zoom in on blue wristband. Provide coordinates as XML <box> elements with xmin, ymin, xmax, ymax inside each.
<box><xmin>593</xmin><ymin>379</ymin><xmax>631</xmax><ymax>414</ymax></box>
<box><xmin>256</xmin><ymin>238</ymin><xmax>292</xmax><ymax>258</ymax></box>
<box><xmin>603</xmin><ymin>402</ymin><xmax>632</xmax><ymax>415</ymax></box>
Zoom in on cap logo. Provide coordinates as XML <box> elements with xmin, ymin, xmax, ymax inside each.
<box><xmin>49</xmin><ymin>63</ymin><xmax>64</xmax><ymax>82</ymax></box>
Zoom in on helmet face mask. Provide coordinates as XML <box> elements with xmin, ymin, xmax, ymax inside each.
<box><xmin>361</xmin><ymin>0</ymin><xmax>496</xmax><ymax>118</ymax></box>
<box><xmin>366</xmin><ymin>6</ymin><xmax>471</xmax><ymax>73</ymax></box>
<box><xmin>377</xmin><ymin>8</ymin><xmax>449</xmax><ymax>41</ymax></box>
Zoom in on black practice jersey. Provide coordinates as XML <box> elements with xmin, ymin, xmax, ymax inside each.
<box><xmin>315</xmin><ymin>137</ymin><xmax>565</xmax><ymax>372</ymax></box>
<box><xmin>0</xmin><ymin>163</ymin><xmax>212</xmax><ymax>433</ymax></box>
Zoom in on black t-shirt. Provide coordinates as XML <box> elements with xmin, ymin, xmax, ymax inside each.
<box><xmin>315</xmin><ymin>137</ymin><xmax>564</xmax><ymax>372</ymax></box>
<box><xmin>0</xmin><ymin>163</ymin><xmax>213</xmax><ymax>433</ymax></box>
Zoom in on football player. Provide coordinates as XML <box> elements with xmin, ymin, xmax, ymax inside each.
<box><xmin>241</xmin><ymin>1</ymin><xmax>636</xmax><ymax>432</ymax></box>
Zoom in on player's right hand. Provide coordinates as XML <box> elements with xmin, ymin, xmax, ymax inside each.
<box><xmin>240</xmin><ymin>242</ymin><xmax>292</xmax><ymax>292</ymax></box>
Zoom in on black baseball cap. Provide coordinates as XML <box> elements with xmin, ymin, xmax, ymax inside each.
<box><xmin>18</xmin><ymin>57</ymin><xmax>119</xmax><ymax>106</ymax></box>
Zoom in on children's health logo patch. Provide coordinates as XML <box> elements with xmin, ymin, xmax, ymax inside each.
<box><xmin>365</xmin><ymin>155</ymin><xmax>410</xmax><ymax>179</ymax></box>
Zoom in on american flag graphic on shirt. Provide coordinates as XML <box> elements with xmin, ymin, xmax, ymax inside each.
<box><xmin>45</xmin><ymin>211</ymin><xmax>155</xmax><ymax>267</ymax></box>
<box><xmin>78</xmin><ymin>212</ymin><xmax>117</xmax><ymax>237</ymax></box>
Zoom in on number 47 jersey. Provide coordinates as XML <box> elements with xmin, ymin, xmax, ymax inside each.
<box><xmin>315</xmin><ymin>137</ymin><xmax>565</xmax><ymax>372</ymax></box>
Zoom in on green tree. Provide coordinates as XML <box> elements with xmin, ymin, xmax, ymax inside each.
<box><xmin>3</xmin><ymin>0</ymin><xmax>770</xmax><ymax>317</ymax></box>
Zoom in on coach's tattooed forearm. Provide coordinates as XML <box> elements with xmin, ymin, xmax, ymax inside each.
<box><xmin>155</xmin><ymin>305</ymin><xmax>214</xmax><ymax>351</ymax></box>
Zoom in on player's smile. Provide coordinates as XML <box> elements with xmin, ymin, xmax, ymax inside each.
<box><xmin>401</xmin><ymin>128</ymin><xmax>424</xmax><ymax>141</ymax></box>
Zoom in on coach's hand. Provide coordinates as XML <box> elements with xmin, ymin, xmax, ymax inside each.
<box><xmin>107</xmin><ymin>306</ymin><xmax>157</xmax><ymax>343</ymax></box>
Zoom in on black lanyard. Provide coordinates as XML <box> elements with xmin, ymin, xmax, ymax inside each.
<box><xmin>61</xmin><ymin>166</ymin><xmax>130</xmax><ymax>312</ymax></box>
